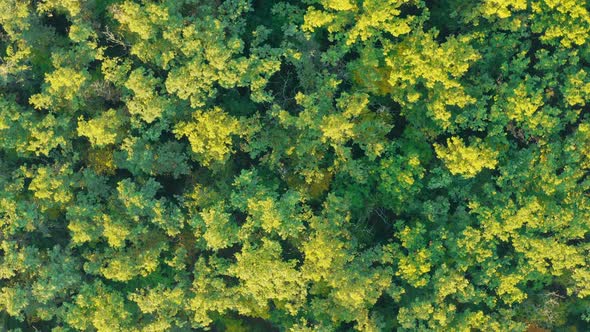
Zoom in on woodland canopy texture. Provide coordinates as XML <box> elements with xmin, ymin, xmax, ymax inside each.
<box><xmin>1</xmin><ymin>0</ymin><xmax>590</xmax><ymax>331</ymax></box>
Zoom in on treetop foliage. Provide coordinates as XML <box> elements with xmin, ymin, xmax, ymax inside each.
<box><xmin>1</xmin><ymin>0</ymin><xmax>590</xmax><ymax>331</ymax></box>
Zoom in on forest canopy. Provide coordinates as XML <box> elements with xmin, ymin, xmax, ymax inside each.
<box><xmin>1</xmin><ymin>0</ymin><xmax>590</xmax><ymax>331</ymax></box>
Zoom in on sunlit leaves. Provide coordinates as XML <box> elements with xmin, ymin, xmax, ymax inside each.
<box><xmin>434</xmin><ymin>137</ymin><xmax>498</xmax><ymax>178</ymax></box>
<box><xmin>77</xmin><ymin>109</ymin><xmax>125</xmax><ymax>147</ymax></box>
<box><xmin>174</xmin><ymin>107</ymin><xmax>242</xmax><ymax>166</ymax></box>
<box><xmin>0</xmin><ymin>0</ymin><xmax>589</xmax><ymax>331</ymax></box>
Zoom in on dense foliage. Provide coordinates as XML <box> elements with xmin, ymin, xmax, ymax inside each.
<box><xmin>1</xmin><ymin>0</ymin><xmax>590</xmax><ymax>331</ymax></box>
